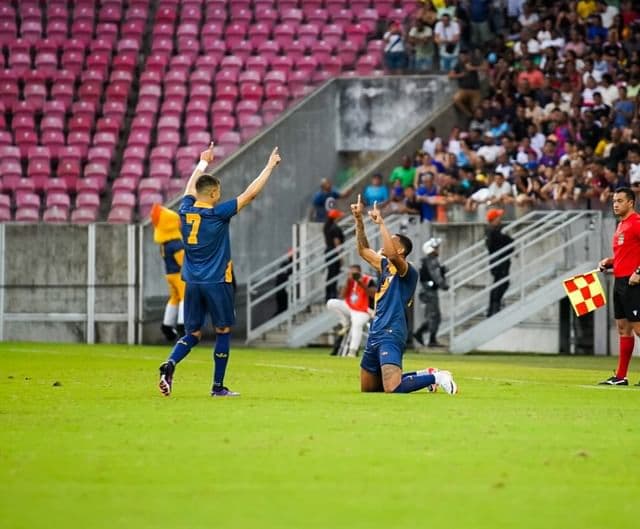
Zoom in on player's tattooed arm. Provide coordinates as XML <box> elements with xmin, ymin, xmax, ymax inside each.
<box><xmin>351</xmin><ymin>195</ymin><xmax>382</xmax><ymax>272</ymax></box>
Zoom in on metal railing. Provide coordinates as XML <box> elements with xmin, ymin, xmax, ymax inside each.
<box><xmin>245</xmin><ymin>214</ymin><xmax>408</xmax><ymax>343</ymax></box>
<box><xmin>440</xmin><ymin>210</ymin><xmax>602</xmax><ymax>345</ymax></box>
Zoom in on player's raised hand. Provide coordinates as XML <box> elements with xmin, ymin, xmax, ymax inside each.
<box><xmin>200</xmin><ymin>142</ymin><xmax>215</xmax><ymax>164</ymax></box>
<box><xmin>368</xmin><ymin>200</ymin><xmax>383</xmax><ymax>224</ymax></box>
<box><xmin>268</xmin><ymin>147</ymin><xmax>281</xmax><ymax>167</ymax></box>
<box><xmin>351</xmin><ymin>194</ymin><xmax>363</xmax><ymax>218</ymax></box>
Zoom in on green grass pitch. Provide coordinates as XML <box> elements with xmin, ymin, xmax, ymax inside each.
<box><xmin>1</xmin><ymin>342</ymin><xmax>640</xmax><ymax>529</ymax></box>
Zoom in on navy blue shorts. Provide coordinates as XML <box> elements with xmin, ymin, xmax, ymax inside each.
<box><xmin>360</xmin><ymin>334</ymin><xmax>404</xmax><ymax>375</ymax></box>
<box><xmin>184</xmin><ymin>282</ymin><xmax>235</xmax><ymax>332</ymax></box>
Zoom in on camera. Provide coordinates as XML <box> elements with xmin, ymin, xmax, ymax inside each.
<box><xmin>352</xmin><ymin>272</ymin><xmax>361</xmax><ymax>281</ymax></box>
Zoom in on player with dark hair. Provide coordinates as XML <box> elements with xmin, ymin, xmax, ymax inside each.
<box><xmin>598</xmin><ymin>187</ymin><xmax>640</xmax><ymax>385</ymax></box>
<box><xmin>158</xmin><ymin>143</ymin><xmax>281</xmax><ymax>397</ymax></box>
<box><xmin>350</xmin><ymin>196</ymin><xmax>458</xmax><ymax>394</ymax></box>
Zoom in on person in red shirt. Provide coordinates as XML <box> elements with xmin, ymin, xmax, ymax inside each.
<box><xmin>326</xmin><ymin>264</ymin><xmax>376</xmax><ymax>357</ymax></box>
<box><xmin>598</xmin><ymin>187</ymin><xmax>640</xmax><ymax>385</ymax></box>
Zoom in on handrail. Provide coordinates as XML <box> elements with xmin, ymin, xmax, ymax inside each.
<box><xmin>443</xmin><ymin>210</ymin><xmax>601</xmax><ymax>346</ymax></box>
<box><xmin>246</xmin><ymin>214</ymin><xmax>407</xmax><ymax>343</ymax></box>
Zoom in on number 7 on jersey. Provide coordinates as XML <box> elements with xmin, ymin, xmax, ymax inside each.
<box><xmin>185</xmin><ymin>213</ymin><xmax>201</xmax><ymax>244</ymax></box>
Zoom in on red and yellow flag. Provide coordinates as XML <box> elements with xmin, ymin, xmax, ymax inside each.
<box><xmin>562</xmin><ymin>271</ymin><xmax>606</xmax><ymax>317</ymax></box>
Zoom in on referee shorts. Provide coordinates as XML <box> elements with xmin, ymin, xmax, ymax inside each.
<box><xmin>613</xmin><ymin>277</ymin><xmax>640</xmax><ymax>322</ymax></box>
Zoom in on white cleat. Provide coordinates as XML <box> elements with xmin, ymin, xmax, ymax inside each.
<box><xmin>434</xmin><ymin>370</ymin><xmax>458</xmax><ymax>395</ymax></box>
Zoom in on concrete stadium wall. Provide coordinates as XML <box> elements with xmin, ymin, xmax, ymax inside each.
<box><xmin>1</xmin><ymin>224</ymin><xmax>133</xmax><ymax>343</ymax></box>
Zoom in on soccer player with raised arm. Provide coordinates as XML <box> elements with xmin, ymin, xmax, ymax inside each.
<box><xmin>350</xmin><ymin>195</ymin><xmax>458</xmax><ymax>394</ymax></box>
<box><xmin>158</xmin><ymin>143</ymin><xmax>281</xmax><ymax>397</ymax></box>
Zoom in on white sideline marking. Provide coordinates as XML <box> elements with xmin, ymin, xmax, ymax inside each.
<box><xmin>254</xmin><ymin>363</ymin><xmax>334</xmax><ymax>373</ymax></box>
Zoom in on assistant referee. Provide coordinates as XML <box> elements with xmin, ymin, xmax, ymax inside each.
<box><xmin>598</xmin><ymin>187</ymin><xmax>640</xmax><ymax>386</ymax></box>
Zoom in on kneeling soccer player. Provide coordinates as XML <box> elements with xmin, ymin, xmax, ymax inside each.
<box><xmin>350</xmin><ymin>195</ymin><xmax>458</xmax><ymax>394</ymax></box>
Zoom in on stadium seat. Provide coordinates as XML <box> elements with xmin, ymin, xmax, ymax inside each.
<box><xmin>0</xmin><ymin>206</ymin><xmax>11</xmax><ymax>222</ymax></box>
<box><xmin>112</xmin><ymin>192</ymin><xmax>136</xmax><ymax>209</ymax></box>
<box><xmin>43</xmin><ymin>206</ymin><xmax>69</xmax><ymax>223</ymax></box>
<box><xmin>76</xmin><ymin>191</ymin><xmax>101</xmax><ymax>210</ymax></box>
<box><xmin>236</xmin><ymin>100</ymin><xmax>260</xmax><ymax>119</ymax></box>
<box><xmin>107</xmin><ymin>206</ymin><xmax>134</xmax><ymax>224</ymax></box>
<box><xmin>15</xmin><ymin>207</ymin><xmax>40</xmax><ymax>222</ymax></box>
<box><xmin>71</xmin><ymin>207</ymin><xmax>99</xmax><ymax>223</ymax></box>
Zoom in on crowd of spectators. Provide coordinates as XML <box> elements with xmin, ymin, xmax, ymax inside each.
<box><xmin>363</xmin><ymin>0</ymin><xmax>640</xmax><ymax>221</ymax></box>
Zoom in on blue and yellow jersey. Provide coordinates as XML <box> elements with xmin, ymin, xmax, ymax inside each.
<box><xmin>179</xmin><ymin>195</ymin><xmax>237</xmax><ymax>284</ymax></box>
<box><xmin>161</xmin><ymin>239</ymin><xmax>184</xmax><ymax>275</ymax></box>
<box><xmin>370</xmin><ymin>257</ymin><xmax>418</xmax><ymax>342</ymax></box>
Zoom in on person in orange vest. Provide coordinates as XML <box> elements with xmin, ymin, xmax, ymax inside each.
<box><xmin>326</xmin><ymin>264</ymin><xmax>376</xmax><ymax>357</ymax></box>
<box><xmin>150</xmin><ymin>203</ymin><xmax>186</xmax><ymax>341</ymax></box>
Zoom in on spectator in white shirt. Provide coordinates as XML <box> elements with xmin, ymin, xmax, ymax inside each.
<box><xmin>518</xmin><ymin>2</ymin><xmax>539</xmax><ymax>27</ymax></box>
<box><xmin>477</xmin><ymin>132</ymin><xmax>503</xmax><ymax>164</ymax></box>
<box><xmin>384</xmin><ymin>21</ymin><xmax>408</xmax><ymax>74</ymax></box>
<box><xmin>434</xmin><ymin>13</ymin><xmax>461</xmax><ymax>72</ymax></box>
<box><xmin>422</xmin><ymin>126</ymin><xmax>442</xmax><ymax>158</ymax></box>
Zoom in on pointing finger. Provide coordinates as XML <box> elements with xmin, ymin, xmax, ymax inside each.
<box><xmin>357</xmin><ymin>194</ymin><xmax>361</xmax><ymax>206</ymax></box>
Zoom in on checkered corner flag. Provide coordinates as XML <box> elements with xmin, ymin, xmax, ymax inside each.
<box><xmin>562</xmin><ymin>269</ymin><xmax>607</xmax><ymax>317</ymax></box>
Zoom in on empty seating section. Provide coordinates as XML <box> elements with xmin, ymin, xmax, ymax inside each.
<box><xmin>0</xmin><ymin>0</ymin><xmax>147</xmax><ymax>223</ymax></box>
<box><xmin>0</xmin><ymin>1</ymin><xmax>414</xmax><ymax>223</ymax></box>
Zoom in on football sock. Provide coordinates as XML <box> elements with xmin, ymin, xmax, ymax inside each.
<box><xmin>163</xmin><ymin>304</ymin><xmax>178</xmax><ymax>326</ymax></box>
<box><xmin>616</xmin><ymin>336</ymin><xmax>635</xmax><ymax>378</ymax></box>
<box><xmin>393</xmin><ymin>372</ymin><xmax>437</xmax><ymax>393</ymax></box>
<box><xmin>213</xmin><ymin>332</ymin><xmax>231</xmax><ymax>389</ymax></box>
<box><xmin>168</xmin><ymin>333</ymin><xmax>199</xmax><ymax>365</ymax></box>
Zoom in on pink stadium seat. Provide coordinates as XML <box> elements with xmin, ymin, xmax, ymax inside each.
<box><xmin>150</xmin><ymin>145</ymin><xmax>176</xmax><ymax>166</ymax></box>
<box><xmin>0</xmin><ymin>205</ymin><xmax>10</xmax><ymax>222</ymax></box>
<box><xmin>215</xmin><ymin>84</ymin><xmax>239</xmax><ymax>102</ymax></box>
<box><xmin>256</xmin><ymin>40</ymin><xmax>280</xmax><ymax>62</ymax></box>
<box><xmin>261</xmin><ymin>99</ymin><xmax>286</xmax><ymax>123</ymax></box>
<box><xmin>331</xmin><ymin>8</ymin><xmax>354</xmax><ymax>27</ymax></box>
<box><xmin>157</xmin><ymin>130</ymin><xmax>181</xmax><ymax>148</ymax></box>
<box><xmin>129</xmin><ymin>130</ymin><xmax>151</xmax><ymax>148</ymax></box>
<box><xmin>225</xmin><ymin>23</ymin><xmax>247</xmax><ymax>49</ymax></box>
<box><xmin>322</xmin><ymin>24</ymin><xmax>344</xmax><ymax>46</ymax></box>
<box><xmin>355</xmin><ymin>53</ymin><xmax>380</xmax><ymax>75</ymax></box>
<box><xmin>239</xmin><ymin>83</ymin><xmax>264</xmax><ymax>102</ymax></box>
<box><xmin>161</xmin><ymin>98</ymin><xmax>185</xmax><ymax>118</ymax></box>
<box><xmin>187</xmin><ymin>99</ymin><xmax>210</xmax><ymax>117</ymax></box>
<box><xmin>212</xmin><ymin>114</ymin><xmax>236</xmax><ymax>135</ymax></box>
<box><xmin>239</xmin><ymin>114</ymin><xmax>264</xmax><ymax>136</ymax></box>
<box><xmin>113</xmin><ymin>177</ymin><xmax>138</xmax><ymax>194</ymax></box>
<box><xmin>149</xmin><ymin>161</ymin><xmax>173</xmax><ymax>181</ymax></box>
<box><xmin>123</xmin><ymin>145</ymin><xmax>147</xmax><ymax>164</ymax></box>
<box><xmin>96</xmin><ymin>116</ymin><xmax>122</xmax><ymax>135</ymax></box>
<box><xmin>283</xmin><ymin>40</ymin><xmax>307</xmax><ymax>62</ymax></box>
<box><xmin>296</xmin><ymin>56</ymin><xmax>319</xmax><ymax>75</ymax></box>
<box><xmin>43</xmin><ymin>100</ymin><xmax>67</xmax><ymax>120</ymax></box>
<box><xmin>15</xmin><ymin>130</ymin><xmax>38</xmax><ymax>159</ymax></box>
<box><xmin>44</xmin><ymin>178</ymin><xmax>68</xmax><ymax>194</ymax></box>
<box><xmin>71</xmin><ymin>208</ymin><xmax>98</xmax><ymax>224</ymax></box>
<box><xmin>239</xmin><ymin>70</ymin><xmax>264</xmax><ymax>88</ymax></box>
<box><xmin>120</xmin><ymin>162</ymin><xmax>144</xmax><ymax>180</ymax></box>
<box><xmin>170</xmin><ymin>54</ymin><xmax>196</xmax><ymax>75</ymax></box>
<box><xmin>273</xmin><ymin>23</ymin><xmax>296</xmax><ymax>48</ymax></box>
<box><xmin>43</xmin><ymin>206</ymin><xmax>69</xmax><ymax>224</ymax></box>
<box><xmin>186</xmin><ymin>131</ymin><xmax>212</xmax><ymax>148</ymax></box>
<box><xmin>319</xmin><ymin>55</ymin><xmax>343</xmax><ymax>75</ymax></box>
<box><xmin>139</xmin><ymin>193</ymin><xmax>164</xmax><ymax>218</ymax></box>
<box><xmin>337</xmin><ymin>40</ymin><xmax>359</xmax><ymax>67</ymax></box>
<box><xmin>281</xmin><ymin>8</ymin><xmax>304</xmax><ymax>25</ymax></box>
<box><xmin>35</xmin><ymin>52</ymin><xmax>58</xmax><ymax>75</ymax></box>
<box><xmin>215</xmin><ymin>69</ymin><xmax>240</xmax><ymax>88</ymax></box>
<box><xmin>306</xmin><ymin>8</ymin><xmax>329</xmax><ymax>25</ymax></box>
<box><xmin>138</xmin><ymin>178</ymin><xmax>165</xmax><ymax>195</ymax></box>
<box><xmin>289</xmin><ymin>69</ymin><xmax>313</xmax><ymax>96</ymax></box>
<box><xmin>185</xmin><ymin>114</ymin><xmax>208</xmax><ymax>132</ymax></box>
<box><xmin>112</xmin><ymin>53</ymin><xmax>137</xmax><ymax>73</ymax></box>
<box><xmin>255</xmin><ymin>7</ymin><xmax>278</xmax><ymax>25</ymax></box>
<box><xmin>94</xmin><ymin>132</ymin><xmax>118</xmax><ymax>150</ymax></box>
<box><xmin>84</xmin><ymin>162</ymin><xmax>109</xmax><ymax>181</ymax></box>
<box><xmin>167</xmin><ymin>178</ymin><xmax>187</xmax><ymax>196</ymax></box>
<box><xmin>346</xmin><ymin>23</ymin><xmax>370</xmax><ymax>48</ymax></box>
<box><xmin>271</xmin><ymin>56</ymin><xmax>294</xmax><ymax>75</ymax></box>
<box><xmin>236</xmin><ymin>99</ymin><xmax>260</xmax><ymax>119</ymax></box>
<box><xmin>313</xmin><ymin>69</ymin><xmax>333</xmax><ymax>84</ymax></box>
<box><xmin>0</xmin><ymin>194</ymin><xmax>9</xmax><ymax>209</ymax></box>
<box><xmin>1</xmin><ymin>146</ymin><xmax>21</xmax><ymax>165</ymax></box>
<box><xmin>76</xmin><ymin>191</ymin><xmax>101</xmax><ymax>210</ymax></box>
<box><xmin>265</xmin><ymin>84</ymin><xmax>291</xmax><ymax>105</ymax></box>
<box><xmin>112</xmin><ymin>192</ymin><xmax>136</xmax><ymax>209</ymax></box>
<box><xmin>71</xmin><ymin>207</ymin><xmax>99</xmax><ymax>223</ymax></box>
<box><xmin>217</xmin><ymin>131</ymin><xmax>241</xmax><ymax>147</ymax></box>
<box><xmin>229</xmin><ymin>40</ymin><xmax>254</xmax><ymax>62</ymax></box>
<box><xmin>265</xmin><ymin>70</ymin><xmax>288</xmax><ymax>88</ymax></box>
<box><xmin>211</xmin><ymin>100</ymin><xmax>234</xmax><ymax>115</ymax></box>
<box><xmin>298</xmin><ymin>23</ymin><xmax>321</xmax><ymax>47</ymax></box>
<box><xmin>107</xmin><ymin>206</ymin><xmax>134</xmax><ymax>224</ymax></box>
<box><xmin>77</xmin><ymin>176</ymin><xmax>107</xmax><ymax>195</ymax></box>
<box><xmin>245</xmin><ymin>56</ymin><xmax>270</xmax><ymax>77</ymax></box>
<box><xmin>16</xmin><ymin>191</ymin><xmax>40</xmax><ymax>209</ymax></box>
<box><xmin>15</xmin><ymin>207</ymin><xmax>40</xmax><ymax>222</ymax></box>
<box><xmin>46</xmin><ymin>192</ymin><xmax>71</xmax><ymax>209</ymax></box>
